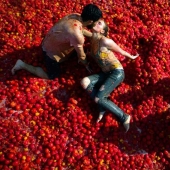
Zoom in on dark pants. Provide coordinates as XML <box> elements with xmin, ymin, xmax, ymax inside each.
<box><xmin>43</xmin><ymin>51</ymin><xmax>61</xmax><ymax>79</ymax></box>
<box><xmin>86</xmin><ymin>69</ymin><xmax>128</xmax><ymax>123</ymax></box>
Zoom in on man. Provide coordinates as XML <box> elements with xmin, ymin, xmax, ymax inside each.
<box><xmin>11</xmin><ymin>4</ymin><xmax>102</xmax><ymax>79</ymax></box>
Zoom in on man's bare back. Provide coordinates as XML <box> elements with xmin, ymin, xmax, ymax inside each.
<box><xmin>42</xmin><ymin>14</ymin><xmax>85</xmax><ymax>63</ymax></box>
<box><xmin>11</xmin><ymin>4</ymin><xmax>103</xmax><ymax>79</ymax></box>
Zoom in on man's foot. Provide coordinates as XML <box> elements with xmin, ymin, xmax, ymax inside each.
<box><xmin>123</xmin><ymin>115</ymin><xmax>131</xmax><ymax>132</ymax></box>
<box><xmin>11</xmin><ymin>59</ymin><xmax>24</xmax><ymax>75</ymax></box>
<box><xmin>96</xmin><ymin>112</ymin><xmax>105</xmax><ymax>123</ymax></box>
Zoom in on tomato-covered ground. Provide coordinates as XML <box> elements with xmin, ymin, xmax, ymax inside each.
<box><xmin>0</xmin><ymin>0</ymin><xmax>170</xmax><ymax>169</ymax></box>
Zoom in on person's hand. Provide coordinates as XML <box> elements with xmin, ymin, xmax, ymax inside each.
<box><xmin>131</xmin><ymin>53</ymin><xmax>139</xmax><ymax>59</ymax></box>
<box><xmin>85</xmin><ymin>63</ymin><xmax>93</xmax><ymax>73</ymax></box>
<box><xmin>78</xmin><ymin>59</ymin><xmax>93</xmax><ymax>73</ymax></box>
<box><xmin>86</xmin><ymin>49</ymin><xmax>91</xmax><ymax>56</ymax></box>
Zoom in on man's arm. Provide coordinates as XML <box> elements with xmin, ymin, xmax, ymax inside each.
<box><xmin>70</xmin><ymin>24</ymin><xmax>91</xmax><ymax>72</ymax></box>
<box><xmin>74</xmin><ymin>46</ymin><xmax>92</xmax><ymax>73</ymax></box>
<box><xmin>74</xmin><ymin>46</ymin><xmax>88</xmax><ymax>65</ymax></box>
<box><xmin>83</xmin><ymin>29</ymin><xmax>92</xmax><ymax>38</ymax></box>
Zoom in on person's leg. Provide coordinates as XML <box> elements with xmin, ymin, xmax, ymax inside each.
<box><xmin>96</xmin><ymin>110</ymin><xmax>105</xmax><ymax>123</ymax></box>
<box><xmin>43</xmin><ymin>51</ymin><xmax>61</xmax><ymax>79</ymax></box>
<box><xmin>94</xmin><ymin>69</ymin><xmax>131</xmax><ymax>132</ymax></box>
<box><xmin>11</xmin><ymin>51</ymin><xmax>61</xmax><ymax>79</ymax></box>
<box><xmin>80</xmin><ymin>72</ymin><xmax>106</xmax><ymax>99</ymax></box>
<box><xmin>81</xmin><ymin>72</ymin><xmax>108</xmax><ymax>121</ymax></box>
<box><xmin>11</xmin><ymin>59</ymin><xmax>49</xmax><ymax>79</ymax></box>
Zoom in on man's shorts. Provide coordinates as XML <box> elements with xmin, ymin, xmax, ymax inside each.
<box><xmin>43</xmin><ymin>51</ymin><xmax>60</xmax><ymax>79</ymax></box>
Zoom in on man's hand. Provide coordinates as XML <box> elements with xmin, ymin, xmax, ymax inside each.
<box><xmin>85</xmin><ymin>63</ymin><xmax>93</xmax><ymax>73</ymax></box>
<box><xmin>78</xmin><ymin>59</ymin><xmax>93</xmax><ymax>73</ymax></box>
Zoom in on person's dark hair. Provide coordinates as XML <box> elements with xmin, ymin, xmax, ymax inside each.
<box><xmin>81</xmin><ymin>4</ymin><xmax>103</xmax><ymax>22</ymax></box>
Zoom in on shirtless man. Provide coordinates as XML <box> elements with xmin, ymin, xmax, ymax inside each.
<box><xmin>11</xmin><ymin>4</ymin><xmax>102</xmax><ymax>79</ymax></box>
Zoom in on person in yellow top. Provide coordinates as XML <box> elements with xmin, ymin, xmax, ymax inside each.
<box><xmin>81</xmin><ymin>19</ymin><xmax>139</xmax><ymax>132</ymax></box>
<box><xmin>11</xmin><ymin>4</ymin><xmax>102</xmax><ymax>79</ymax></box>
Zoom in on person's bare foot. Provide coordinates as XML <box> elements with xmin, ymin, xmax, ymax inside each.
<box><xmin>11</xmin><ymin>59</ymin><xmax>24</xmax><ymax>75</ymax></box>
<box><xmin>96</xmin><ymin>112</ymin><xmax>105</xmax><ymax>123</ymax></box>
<box><xmin>123</xmin><ymin>115</ymin><xmax>131</xmax><ymax>132</ymax></box>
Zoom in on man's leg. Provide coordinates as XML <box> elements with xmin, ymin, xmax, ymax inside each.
<box><xmin>43</xmin><ymin>52</ymin><xmax>61</xmax><ymax>79</ymax></box>
<box><xmin>11</xmin><ymin>59</ymin><xmax>49</xmax><ymax>79</ymax></box>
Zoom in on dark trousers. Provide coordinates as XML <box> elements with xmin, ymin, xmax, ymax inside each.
<box><xmin>43</xmin><ymin>51</ymin><xmax>61</xmax><ymax>79</ymax></box>
<box><xmin>86</xmin><ymin>69</ymin><xmax>128</xmax><ymax>123</ymax></box>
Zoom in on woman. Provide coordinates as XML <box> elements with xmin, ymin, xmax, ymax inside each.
<box><xmin>80</xmin><ymin>19</ymin><xmax>139</xmax><ymax>132</ymax></box>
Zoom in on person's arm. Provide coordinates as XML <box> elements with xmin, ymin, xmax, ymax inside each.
<box><xmin>83</xmin><ymin>29</ymin><xmax>92</xmax><ymax>38</ymax></box>
<box><xmin>74</xmin><ymin>46</ymin><xmax>92</xmax><ymax>73</ymax></box>
<box><xmin>70</xmin><ymin>26</ymin><xmax>92</xmax><ymax>72</ymax></box>
<box><xmin>74</xmin><ymin>46</ymin><xmax>87</xmax><ymax>64</ymax></box>
<box><xmin>104</xmin><ymin>38</ymin><xmax>139</xmax><ymax>59</ymax></box>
